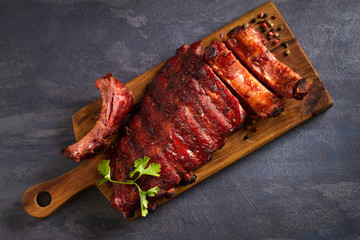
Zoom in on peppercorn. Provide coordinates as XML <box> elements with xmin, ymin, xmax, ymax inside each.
<box><xmin>261</xmin><ymin>22</ymin><xmax>267</xmax><ymax>28</ymax></box>
<box><xmin>264</xmin><ymin>19</ymin><xmax>269</xmax><ymax>24</ymax></box>
<box><xmin>273</xmin><ymin>39</ymin><xmax>279</xmax><ymax>45</ymax></box>
<box><xmin>268</xmin><ymin>22</ymin><xmax>274</xmax><ymax>27</ymax></box>
<box><xmin>243</xmin><ymin>23</ymin><xmax>248</xmax><ymax>29</ymax></box>
<box><xmin>258</xmin><ymin>13</ymin><xmax>264</xmax><ymax>18</ymax></box>
<box><xmin>262</xmin><ymin>27</ymin><xmax>268</xmax><ymax>33</ymax></box>
<box><xmin>243</xmin><ymin>134</ymin><xmax>249</xmax><ymax>140</ymax></box>
<box><xmin>251</xmin><ymin>18</ymin><xmax>257</xmax><ymax>23</ymax></box>
<box><xmin>263</xmin><ymin>13</ymin><xmax>268</xmax><ymax>18</ymax></box>
<box><xmin>268</xmin><ymin>31</ymin><xmax>273</xmax><ymax>36</ymax></box>
<box><xmin>267</xmin><ymin>36</ymin><xmax>272</xmax><ymax>40</ymax></box>
<box><xmin>284</xmin><ymin>49</ymin><xmax>291</xmax><ymax>56</ymax></box>
<box><xmin>277</xmin><ymin>26</ymin><xmax>283</xmax><ymax>31</ymax></box>
<box><xmin>277</xmin><ymin>35</ymin><xmax>281</xmax><ymax>40</ymax></box>
<box><xmin>270</xmin><ymin>28</ymin><xmax>275</xmax><ymax>32</ymax></box>
<box><xmin>257</xmin><ymin>20</ymin><xmax>263</xmax><ymax>24</ymax></box>
<box><xmin>274</xmin><ymin>32</ymin><xmax>279</xmax><ymax>38</ymax></box>
<box><xmin>281</xmin><ymin>41</ymin><xmax>288</xmax><ymax>48</ymax></box>
<box><xmin>253</xmin><ymin>126</ymin><xmax>258</xmax><ymax>132</ymax></box>
<box><xmin>272</xmin><ymin>14</ymin><xmax>278</xmax><ymax>19</ymax></box>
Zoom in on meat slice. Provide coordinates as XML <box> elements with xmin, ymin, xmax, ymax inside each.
<box><xmin>62</xmin><ymin>73</ymin><xmax>133</xmax><ymax>161</ymax></box>
<box><xmin>177</xmin><ymin>41</ymin><xmax>246</xmax><ymax>131</ymax></box>
<box><xmin>180</xmin><ymin>76</ymin><xmax>233</xmax><ymax>149</ymax></box>
<box><xmin>110</xmin><ymin>41</ymin><xmax>246</xmax><ymax>217</ymax></box>
<box><xmin>127</xmin><ymin>114</ymin><xmax>182</xmax><ymax>198</ymax></box>
<box><xmin>144</xmin><ymin>56</ymin><xmax>214</xmax><ymax>162</ymax></box>
<box><xmin>204</xmin><ymin>40</ymin><xmax>284</xmax><ymax>118</ymax></box>
<box><xmin>140</xmin><ymin>95</ymin><xmax>206</xmax><ymax>172</ymax></box>
<box><xmin>110</xmin><ymin>134</ymin><xmax>142</xmax><ymax>217</ymax></box>
<box><xmin>147</xmin><ymin>54</ymin><xmax>223</xmax><ymax>153</ymax></box>
<box><xmin>226</xmin><ymin>25</ymin><xmax>312</xmax><ymax>100</ymax></box>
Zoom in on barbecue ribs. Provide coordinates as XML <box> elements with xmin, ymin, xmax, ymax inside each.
<box><xmin>204</xmin><ymin>40</ymin><xmax>284</xmax><ymax>118</ymax></box>
<box><xmin>62</xmin><ymin>73</ymin><xmax>134</xmax><ymax>162</ymax></box>
<box><xmin>101</xmin><ymin>26</ymin><xmax>311</xmax><ymax>217</ymax></box>
<box><xmin>226</xmin><ymin>25</ymin><xmax>312</xmax><ymax>100</ymax></box>
<box><xmin>110</xmin><ymin>41</ymin><xmax>246</xmax><ymax>217</ymax></box>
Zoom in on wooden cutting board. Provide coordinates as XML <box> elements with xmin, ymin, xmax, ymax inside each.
<box><xmin>23</xmin><ymin>1</ymin><xmax>333</xmax><ymax>219</ymax></box>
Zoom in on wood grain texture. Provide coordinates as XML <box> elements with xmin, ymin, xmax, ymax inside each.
<box><xmin>23</xmin><ymin>1</ymin><xmax>333</xmax><ymax>219</ymax></box>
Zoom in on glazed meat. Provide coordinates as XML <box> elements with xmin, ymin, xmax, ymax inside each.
<box><xmin>204</xmin><ymin>40</ymin><xmax>284</xmax><ymax>118</ymax></box>
<box><xmin>62</xmin><ymin>73</ymin><xmax>134</xmax><ymax>162</ymax></box>
<box><xmin>226</xmin><ymin>25</ymin><xmax>312</xmax><ymax>100</ymax></box>
<box><xmin>110</xmin><ymin>41</ymin><xmax>246</xmax><ymax>217</ymax></box>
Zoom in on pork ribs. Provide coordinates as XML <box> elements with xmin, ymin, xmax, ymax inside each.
<box><xmin>204</xmin><ymin>40</ymin><xmax>284</xmax><ymax>118</ymax></box>
<box><xmin>226</xmin><ymin>25</ymin><xmax>312</xmax><ymax>100</ymax></box>
<box><xmin>62</xmin><ymin>73</ymin><xmax>134</xmax><ymax>162</ymax></box>
<box><xmin>110</xmin><ymin>42</ymin><xmax>246</xmax><ymax>217</ymax></box>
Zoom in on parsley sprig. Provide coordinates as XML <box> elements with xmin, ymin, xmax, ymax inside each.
<box><xmin>96</xmin><ymin>156</ymin><xmax>161</xmax><ymax>217</ymax></box>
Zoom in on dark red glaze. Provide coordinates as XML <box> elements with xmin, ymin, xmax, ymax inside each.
<box><xmin>61</xmin><ymin>73</ymin><xmax>134</xmax><ymax>162</ymax></box>
<box><xmin>177</xmin><ymin>41</ymin><xmax>246</xmax><ymax>130</ymax></box>
<box><xmin>110</xmin><ymin>42</ymin><xmax>246</xmax><ymax>216</ymax></box>
<box><xmin>226</xmin><ymin>25</ymin><xmax>312</xmax><ymax>100</ymax></box>
<box><xmin>204</xmin><ymin>40</ymin><xmax>284</xmax><ymax>118</ymax></box>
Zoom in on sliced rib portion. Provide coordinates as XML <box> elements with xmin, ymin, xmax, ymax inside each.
<box><xmin>204</xmin><ymin>40</ymin><xmax>284</xmax><ymax>118</ymax></box>
<box><xmin>110</xmin><ymin>42</ymin><xmax>246</xmax><ymax>217</ymax></box>
<box><xmin>177</xmin><ymin>41</ymin><xmax>245</xmax><ymax>131</ymax></box>
<box><xmin>226</xmin><ymin>25</ymin><xmax>312</xmax><ymax>100</ymax></box>
<box><xmin>62</xmin><ymin>73</ymin><xmax>133</xmax><ymax>162</ymax></box>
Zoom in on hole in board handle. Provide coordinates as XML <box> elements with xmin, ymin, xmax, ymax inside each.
<box><xmin>36</xmin><ymin>191</ymin><xmax>52</xmax><ymax>207</ymax></box>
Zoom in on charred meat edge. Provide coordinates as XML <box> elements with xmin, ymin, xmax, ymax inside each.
<box><xmin>204</xmin><ymin>40</ymin><xmax>284</xmax><ymax>118</ymax></box>
<box><xmin>226</xmin><ymin>25</ymin><xmax>312</xmax><ymax>100</ymax></box>
<box><xmin>61</xmin><ymin>73</ymin><xmax>134</xmax><ymax>161</ymax></box>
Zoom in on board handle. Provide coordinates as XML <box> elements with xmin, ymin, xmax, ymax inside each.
<box><xmin>22</xmin><ymin>162</ymin><xmax>99</xmax><ymax>218</ymax></box>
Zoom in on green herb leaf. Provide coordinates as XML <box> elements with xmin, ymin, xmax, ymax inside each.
<box><xmin>142</xmin><ymin>186</ymin><xmax>159</xmax><ymax>197</ymax></box>
<box><xmin>130</xmin><ymin>156</ymin><xmax>150</xmax><ymax>178</ymax></box>
<box><xmin>139</xmin><ymin>191</ymin><xmax>149</xmax><ymax>217</ymax></box>
<box><xmin>129</xmin><ymin>156</ymin><xmax>161</xmax><ymax>179</ymax></box>
<box><xmin>142</xmin><ymin>163</ymin><xmax>161</xmax><ymax>177</ymax></box>
<box><xmin>96</xmin><ymin>177</ymin><xmax>109</xmax><ymax>186</ymax></box>
<box><xmin>96</xmin><ymin>157</ymin><xmax>161</xmax><ymax>217</ymax></box>
<box><xmin>96</xmin><ymin>160</ymin><xmax>111</xmax><ymax>185</ymax></box>
<box><xmin>138</xmin><ymin>187</ymin><xmax>159</xmax><ymax>217</ymax></box>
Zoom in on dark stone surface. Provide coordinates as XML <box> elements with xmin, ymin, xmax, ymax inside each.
<box><xmin>1</xmin><ymin>0</ymin><xmax>359</xmax><ymax>239</ymax></box>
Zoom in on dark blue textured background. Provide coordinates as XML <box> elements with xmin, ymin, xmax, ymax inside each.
<box><xmin>1</xmin><ymin>0</ymin><xmax>359</xmax><ymax>239</ymax></box>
